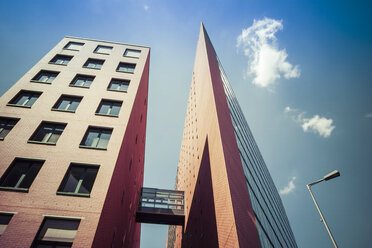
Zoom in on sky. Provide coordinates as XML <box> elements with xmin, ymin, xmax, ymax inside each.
<box><xmin>0</xmin><ymin>0</ymin><xmax>371</xmax><ymax>247</ymax></box>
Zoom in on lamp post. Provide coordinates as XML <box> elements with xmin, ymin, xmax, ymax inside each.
<box><xmin>307</xmin><ymin>170</ymin><xmax>340</xmax><ymax>248</ymax></box>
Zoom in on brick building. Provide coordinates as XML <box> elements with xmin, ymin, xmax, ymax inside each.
<box><xmin>0</xmin><ymin>37</ymin><xmax>149</xmax><ymax>248</ymax></box>
<box><xmin>167</xmin><ymin>24</ymin><xmax>297</xmax><ymax>248</ymax></box>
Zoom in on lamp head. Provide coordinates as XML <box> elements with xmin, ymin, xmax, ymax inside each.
<box><xmin>323</xmin><ymin>170</ymin><xmax>340</xmax><ymax>181</ymax></box>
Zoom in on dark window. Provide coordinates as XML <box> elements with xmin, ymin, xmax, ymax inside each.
<box><xmin>83</xmin><ymin>59</ymin><xmax>104</xmax><ymax>69</ymax></box>
<box><xmin>52</xmin><ymin>95</ymin><xmax>82</xmax><ymax>112</ymax></box>
<box><xmin>32</xmin><ymin>70</ymin><xmax>59</xmax><ymax>84</ymax></box>
<box><xmin>69</xmin><ymin>74</ymin><xmax>94</xmax><ymax>88</ymax></box>
<box><xmin>8</xmin><ymin>90</ymin><xmax>41</xmax><ymax>108</ymax></box>
<box><xmin>58</xmin><ymin>163</ymin><xmax>99</xmax><ymax>197</ymax></box>
<box><xmin>108</xmin><ymin>79</ymin><xmax>129</xmax><ymax>92</ymax></box>
<box><xmin>49</xmin><ymin>55</ymin><xmax>73</xmax><ymax>65</ymax></box>
<box><xmin>116</xmin><ymin>62</ymin><xmax>135</xmax><ymax>73</ymax></box>
<box><xmin>29</xmin><ymin>122</ymin><xmax>66</xmax><ymax>145</ymax></box>
<box><xmin>94</xmin><ymin>45</ymin><xmax>113</xmax><ymax>54</ymax></box>
<box><xmin>64</xmin><ymin>42</ymin><xmax>84</xmax><ymax>51</ymax></box>
<box><xmin>0</xmin><ymin>117</ymin><xmax>19</xmax><ymax>140</ymax></box>
<box><xmin>0</xmin><ymin>213</ymin><xmax>13</xmax><ymax>237</ymax></box>
<box><xmin>96</xmin><ymin>100</ymin><xmax>122</xmax><ymax>117</ymax></box>
<box><xmin>80</xmin><ymin>127</ymin><xmax>112</xmax><ymax>149</ymax></box>
<box><xmin>123</xmin><ymin>49</ymin><xmax>141</xmax><ymax>58</ymax></box>
<box><xmin>0</xmin><ymin>158</ymin><xmax>44</xmax><ymax>192</ymax></box>
<box><xmin>32</xmin><ymin>217</ymin><xmax>80</xmax><ymax>248</ymax></box>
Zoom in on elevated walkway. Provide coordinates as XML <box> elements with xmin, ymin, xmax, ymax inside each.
<box><xmin>136</xmin><ymin>187</ymin><xmax>185</xmax><ymax>226</ymax></box>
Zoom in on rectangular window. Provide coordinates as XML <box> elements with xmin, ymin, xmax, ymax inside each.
<box><xmin>29</xmin><ymin>122</ymin><xmax>66</xmax><ymax>145</ymax></box>
<box><xmin>0</xmin><ymin>213</ymin><xmax>13</xmax><ymax>237</ymax></box>
<box><xmin>107</xmin><ymin>79</ymin><xmax>129</xmax><ymax>92</ymax></box>
<box><xmin>83</xmin><ymin>58</ymin><xmax>104</xmax><ymax>69</ymax></box>
<box><xmin>116</xmin><ymin>62</ymin><xmax>136</xmax><ymax>73</ymax></box>
<box><xmin>123</xmin><ymin>49</ymin><xmax>141</xmax><ymax>58</ymax></box>
<box><xmin>0</xmin><ymin>117</ymin><xmax>19</xmax><ymax>140</ymax></box>
<box><xmin>96</xmin><ymin>100</ymin><xmax>122</xmax><ymax>117</ymax></box>
<box><xmin>69</xmin><ymin>74</ymin><xmax>95</xmax><ymax>88</ymax></box>
<box><xmin>8</xmin><ymin>90</ymin><xmax>42</xmax><ymax>108</ymax></box>
<box><xmin>31</xmin><ymin>70</ymin><xmax>59</xmax><ymax>84</ymax></box>
<box><xmin>64</xmin><ymin>42</ymin><xmax>84</xmax><ymax>51</ymax></box>
<box><xmin>57</xmin><ymin>163</ymin><xmax>99</xmax><ymax>197</ymax></box>
<box><xmin>52</xmin><ymin>95</ymin><xmax>82</xmax><ymax>112</ymax></box>
<box><xmin>94</xmin><ymin>45</ymin><xmax>113</xmax><ymax>55</ymax></box>
<box><xmin>49</xmin><ymin>55</ymin><xmax>73</xmax><ymax>65</ymax></box>
<box><xmin>80</xmin><ymin>127</ymin><xmax>112</xmax><ymax>150</ymax></box>
<box><xmin>32</xmin><ymin>217</ymin><xmax>81</xmax><ymax>248</ymax></box>
<box><xmin>0</xmin><ymin>158</ymin><xmax>44</xmax><ymax>192</ymax></box>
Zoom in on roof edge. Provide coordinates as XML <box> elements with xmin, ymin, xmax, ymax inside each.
<box><xmin>64</xmin><ymin>36</ymin><xmax>150</xmax><ymax>49</ymax></box>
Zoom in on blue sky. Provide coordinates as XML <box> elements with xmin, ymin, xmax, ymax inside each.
<box><xmin>1</xmin><ymin>0</ymin><xmax>371</xmax><ymax>247</ymax></box>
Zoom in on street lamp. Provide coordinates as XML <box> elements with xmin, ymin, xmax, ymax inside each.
<box><xmin>307</xmin><ymin>170</ymin><xmax>340</xmax><ymax>248</ymax></box>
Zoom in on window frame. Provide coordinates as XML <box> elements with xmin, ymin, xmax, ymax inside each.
<box><xmin>63</xmin><ymin>41</ymin><xmax>84</xmax><ymax>51</ymax></box>
<box><xmin>28</xmin><ymin>121</ymin><xmax>67</xmax><ymax>145</ymax></box>
<box><xmin>32</xmin><ymin>217</ymin><xmax>81</xmax><ymax>248</ymax></box>
<box><xmin>57</xmin><ymin>163</ymin><xmax>99</xmax><ymax>197</ymax></box>
<box><xmin>0</xmin><ymin>117</ymin><xmax>20</xmax><ymax>140</ymax></box>
<box><xmin>95</xmin><ymin>99</ymin><xmax>122</xmax><ymax>117</ymax></box>
<box><xmin>7</xmin><ymin>90</ymin><xmax>42</xmax><ymax>108</ymax></box>
<box><xmin>0</xmin><ymin>157</ymin><xmax>45</xmax><ymax>193</ymax></box>
<box><xmin>79</xmin><ymin>126</ymin><xmax>113</xmax><ymax>150</ymax></box>
<box><xmin>52</xmin><ymin>95</ymin><xmax>83</xmax><ymax>113</ymax></box>
<box><xmin>83</xmin><ymin>58</ymin><xmax>105</xmax><ymax>70</ymax></box>
<box><xmin>49</xmin><ymin>54</ymin><xmax>73</xmax><ymax>66</ymax></box>
<box><xmin>116</xmin><ymin>62</ymin><xmax>136</xmax><ymax>74</ymax></box>
<box><xmin>123</xmin><ymin>48</ymin><xmax>141</xmax><ymax>58</ymax></box>
<box><xmin>0</xmin><ymin>212</ymin><xmax>14</xmax><ymax>237</ymax></box>
<box><xmin>107</xmin><ymin>78</ymin><xmax>130</xmax><ymax>93</ymax></box>
<box><xmin>69</xmin><ymin>74</ymin><xmax>95</xmax><ymax>89</ymax></box>
<box><xmin>31</xmin><ymin>70</ymin><xmax>60</xmax><ymax>84</ymax></box>
<box><xmin>94</xmin><ymin>45</ymin><xmax>113</xmax><ymax>55</ymax></box>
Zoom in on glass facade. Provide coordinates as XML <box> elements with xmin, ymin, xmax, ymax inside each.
<box><xmin>217</xmin><ymin>56</ymin><xmax>297</xmax><ymax>248</ymax></box>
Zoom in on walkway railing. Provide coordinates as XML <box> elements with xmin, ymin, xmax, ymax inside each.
<box><xmin>136</xmin><ymin>187</ymin><xmax>185</xmax><ymax>225</ymax></box>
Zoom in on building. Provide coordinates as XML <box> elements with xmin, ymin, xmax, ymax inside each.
<box><xmin>167</xmin><ymin>24</ymin><xmax>297</xmax><ymax>247</ymax></box>
<box><xmin>0</xmin><ymin>37</ymin><xmax>150</xmax><ymax>248</ymax></box>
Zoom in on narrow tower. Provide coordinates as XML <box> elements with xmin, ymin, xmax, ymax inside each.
<box><xmin>0</xmin><ymin>37</ymin><xmax>150</xmax><ymax>248</ymax></box>
<box><xmin>168</xmin><ymin>24</ymin><xmax>297</xmax><ymax>248</ymax></box>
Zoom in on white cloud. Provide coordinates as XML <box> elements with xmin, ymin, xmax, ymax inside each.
<box><xmin>284</xmin><ymin>106</ymin><xmax>294</xmax><ymax>113</ymax></box>
<box><xmin>301</xmin><ymin>115</ymin><xmax>335</xmax><ymax>138</ymax></box>
<box><xmin>237</xmin><ymin>17</ymin><xmax>300</xmax><ymax>88</ymax></box>
<box><xmin>280</xmin><ymin>177</ymin><xmax>296</xmax><ymax>195</ymax></box>
<box><xmin>365</xmin><ymin>113</ymin><xmax>372</xmax><ymax>118</ymax></box>
<box><xmin>144</xmin><ymin>4</ymin><xmax>149</xmax><ymax>11</ymax></box>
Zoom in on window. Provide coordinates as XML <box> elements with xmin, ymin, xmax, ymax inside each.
<box><xmin>96</xmin><ymin>100</ymin><xmax>122</xmax><ymax>117</ymax></box>
<box><xmin>49</xmin><ymin>55</ymin><xmax>73</xmax><ymax>65</ymax></box>
<box><xmin>0</xmin><ymin>117</ymin><xmax>19</xmax><ymax>140</ymax></box>
<box><xmin>94</xmin><ymin>45</ymin><xmax>113</xmax><ymax>54</ymax></box>
<box><xmin>83</xmin><ymin>58</ymin><xmax>104</xmax><ymax>69</ymax></box>
<box><xmin>80</xmin><ymin>127</ymin><xmax>112</xmax><ymax>149</ymax></box>
<box><xmin>32</xmin><ymin>217</ymin><xmax>81</xmax><ymax>248</ymax></box>
<box><xmin>64</xmin><ymin>42</ymin><xmax>84</xmax><ymax>51</ymax></box>
<box><xmin>57</xmin><ymin>163</ymin><xmax>99</xmax><ymax>197</ymax></box>
<box><xmin>29</xmin><ymin>122</ymin><xmax>66</xmax><ymax>145</ymax></box>
<box><xmin>8</xmin><ymin>90</ymin><xmax>41</xmax><ymax>108</ymax></box>
<box><xmin>69</xmin><ymin>74</ymin><xmax>95</xmax><ymax>88</ymax></box>
<box><xmin>108</xmin><ymin>79</ymin><xmax>130</xmax><ymax>92</ymax></box>
<box><xmin>0</xmin><ymin>213</ymin><xmax>13</xmax><ymax>237</ymax></box>
<box><xmin>123</xmin><ymin>49</ymin><xmax>141</xmax><ymax>58</ymax></box>
<box><xmin>52</xmin><ymin>95</ymin><xmax>82</xmax><ymax>112</ymax></box>
<box><xmin>116</xmin><ymin>62</ymin><xmax>136</xmax><ymax>73</ymax></box>
<box><xmin>31</xmin><ymin>70</ymin><xmax>59</xmax><ymax>84</ymax></box>
<box><xmin>0</xmin><ymin>158</ymin><xmax>44</xmax><ymax>192</ymax></box>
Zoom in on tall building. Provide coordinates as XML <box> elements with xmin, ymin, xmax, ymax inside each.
<box><xmin>0</xmin><ymin>37</ymin><xmax>150</xmax><ymax>248</ymax></box>
<box><xmin>167</xmin><ymin>24</ymin><xmax>297</xmax><ymax>247</ymax></box>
